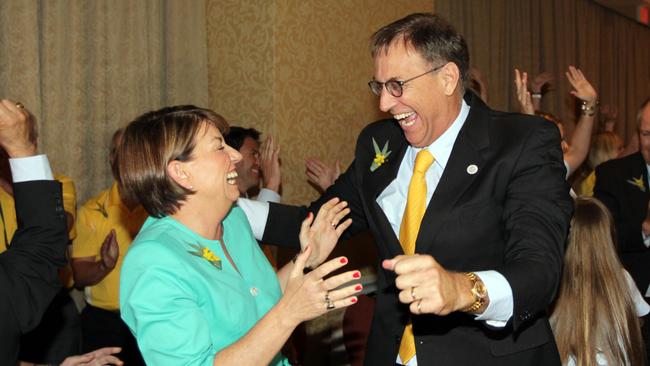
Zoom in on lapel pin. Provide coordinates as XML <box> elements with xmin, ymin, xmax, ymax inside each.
<box><xmin>466</xmin><ymin>164</ymin><xmax>478</xmax><ymax>175</ymax></box>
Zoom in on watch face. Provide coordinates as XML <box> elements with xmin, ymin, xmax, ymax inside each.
<box><xmin>474</xmin><ymin>281</ymin><xmax>488</xmax><ymax>299</ymax></box>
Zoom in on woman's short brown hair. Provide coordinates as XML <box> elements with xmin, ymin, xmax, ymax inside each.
<box><xmin>117</xmin><ymin>105</ymin><xmax>229</xmax><ymax>217</ymax></box>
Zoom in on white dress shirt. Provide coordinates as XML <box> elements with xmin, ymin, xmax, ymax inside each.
<box><xmin>8</xmin><ymin>154</ymin><xmax>54</xmax><ymax>182</ymax></box>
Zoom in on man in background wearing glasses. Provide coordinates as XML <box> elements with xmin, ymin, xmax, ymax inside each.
<box><xmin>241</xmin><ymin>13</ymin><xmax>571</xmax><ymax>365</ymax></box>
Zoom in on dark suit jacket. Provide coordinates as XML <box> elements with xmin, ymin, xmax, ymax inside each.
<box><xmin>594</xmin><ymin>152</ymin><xmax>650</xmax><ymax>294</ymax></box>
<box><xmin>264</xmin><ymin>92</ymin><xmax>572</xmax><ymax>365</ymax></box>
<box><xmin>0</xmin><ymin>181</ymin><xmax>68</xmax><ymax>364</ymax></box>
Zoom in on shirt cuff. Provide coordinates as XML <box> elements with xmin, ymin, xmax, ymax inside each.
<box><xmin>642</xmin><ymin>230</ymin><xmax>650</xmax><ymax>248</ymax></box>
<box><xmin>9</xmin><ymin>154</ymin><xmax>54</xmax><ymax>182</ymax></box>
<box><xmin>256</xmin><ymin>188</ymin><xmax>281</xmax><ymax>203</ymax></box>
<box><xmin>236</xmin><ymin>197</ymin><xmax>269</xmax><ymax>241</ymax></box>
<box><xmin>473</xmin><ymin>270</ymin><xmax>513</xmax><ymax>327</ymax></box>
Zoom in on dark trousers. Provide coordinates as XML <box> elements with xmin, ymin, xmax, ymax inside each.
<box><xmin>81</xmin><ymin>304</ymin><xmax>145</xmax><ymax>366</ymax></box>
<box><xmin>19</xmin><ymin>289</ymin><xmax>82</xmax><ymax>364</ymax></box>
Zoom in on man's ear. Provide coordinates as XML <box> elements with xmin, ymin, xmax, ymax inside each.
<box><xmin>167</xmin><ymin>160</ymin><xmax>193</xmax><ymax>189</ymax></box>
<box><xmin>439</xmin><ymin>62</ymin><xmax>461</xmax><ymax>96</ymax></box>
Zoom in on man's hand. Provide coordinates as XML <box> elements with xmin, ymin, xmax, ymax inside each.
<box><xmin>514</xmin><ymin>69</ymin><xmax>534</xmax><ymax>115</ymax></box>
<box><xmin>382</xmin><ymin>254</ymin><xmax>478</xmax><ymax>315</ymax></box>
<box><xmin>0</xmin><ymin>99</ymin><xmax>37</xmax><ymax>157</ymax></box>
<box><xmin>99</xmin><ymin>229</ymin><xmax>119</xmax><ymax>271</ymax></box>
<box><xmin>260</xmin><ymin>136</ymin><xmax>281</xmax><ymax>193</ymax></box>
<box><xmin>305</xmin><ymin>158</ymin><xmax>341</xmax><ymax>193</ymax></box>
<box><xmin>531</xmin><ymin>71</ymin><xmax>554</xmax><ymax>94</ymax></box>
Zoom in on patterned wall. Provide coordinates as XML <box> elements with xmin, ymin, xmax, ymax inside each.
<box><xmin>207</xmin><ymin>0</ymin><xmax>433</xmax><ymax>205</ymax></box>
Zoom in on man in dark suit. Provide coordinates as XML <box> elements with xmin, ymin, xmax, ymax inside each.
<box><xmin>0</xmin><ymin>99</ymin><xmax>68</xmax><ymax>364</ymax></box>
<box><xmin>594</xmin><ymin>98</ymin><xmax>650</xmax><ymax>360</ymax></box>
<box><xmin>241</xmin><ymin>13</ymin><xmax>572</xmax><ymax>365</ymax></box>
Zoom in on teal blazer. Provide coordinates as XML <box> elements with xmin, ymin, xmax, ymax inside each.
<box><xmin>120</xmin><ymin>207</ymin><xmax>289</xmax><ymax>366</ymax></box>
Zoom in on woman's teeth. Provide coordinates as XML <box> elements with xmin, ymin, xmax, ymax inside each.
<box><xmin>226</xmin><ymin>171</ymin><xmax>238</xmax><ymax>184</ymax></box>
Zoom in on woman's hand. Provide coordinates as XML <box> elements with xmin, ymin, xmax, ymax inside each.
<box><xmin>299</xmin><ymin>197</ymin><xmax>352</xmax><ymax>269</ymax></box>
<box><xmin>566</xmin><ymin>66</ymin><xmax>597</xmax><ymax>104</ymax></box>
<box><xmin>279</xmin><ymin>246</ymin><xmax>362</xmax><ymax>326</ymax></box>
<box><xmin>61</xmin><ymin>347</ymin><xmax>123</xmax><ymax>366</ymax></box>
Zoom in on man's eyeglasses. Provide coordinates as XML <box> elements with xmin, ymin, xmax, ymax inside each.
<box><xmin>368</xmin><ymin>63</ymin><xmax>445</xmax><ymax>98</ymax></box>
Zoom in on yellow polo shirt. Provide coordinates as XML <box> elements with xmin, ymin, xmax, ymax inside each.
<box><xmin>0</xmin><ymin>174</ymin><xmax>76</xmax><ymax>252</ymax></box>
<box><xmin>72</xmin><ymin>182</ymin><xmax>147</xmax><ymax>311</ymax></box>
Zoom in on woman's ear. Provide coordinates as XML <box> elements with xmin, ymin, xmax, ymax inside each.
<box><xmin>167</xmin><ymin>160</ymin><xmax>193</xmax><ymax>189</ymax></box>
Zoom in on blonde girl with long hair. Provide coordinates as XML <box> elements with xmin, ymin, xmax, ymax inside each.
<box><xmin>550</xmin><ymin>196</ymin><xmax>648</xmax><ymax>365</ymax></box>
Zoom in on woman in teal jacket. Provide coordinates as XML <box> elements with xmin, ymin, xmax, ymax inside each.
<box><xmin>117</xmin><ymin>105</ymin><xmax>360</xmax><ymax>365</ymax></box>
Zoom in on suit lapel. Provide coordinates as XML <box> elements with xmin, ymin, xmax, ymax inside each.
<box><xmin>416</xmin><ymin>92</ymin><xmax>491</xmax><ymax>254</ymax></box>
<box><xmin>360</xmin><ymin>129</ymin><xmax>408</xmax><ymax>256</ymax></box>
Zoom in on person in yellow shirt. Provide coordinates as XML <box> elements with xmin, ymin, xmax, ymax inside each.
<box><xmin>71</xmin><ymin>128</ymin><xmax>147</xmax><ymax>366</ymax></box>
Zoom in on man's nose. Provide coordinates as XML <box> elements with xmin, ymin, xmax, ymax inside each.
<box><xmin>378</xmin><ymin>88</ymin><xmax>396</xmax><ymax>113</ymax></box>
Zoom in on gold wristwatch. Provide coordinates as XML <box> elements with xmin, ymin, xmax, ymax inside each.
<box><xmin>463</xmin><ymin>272</ymin><xmax>487</xmax><ymax>313</ymax></box>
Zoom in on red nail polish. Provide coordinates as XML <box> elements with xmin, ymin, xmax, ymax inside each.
<box><xmin>340</xmin><ymin>257</ymin><xmax>348</xmax><ymax>264</ymax></box>
<box><xmin>352</xmin><ymin>271</ymin><xmax>361</xmax><ymax>278</ymax></box>
<box><xmin>355</xmin><ymin>285</ymin><xmax>362</xmax><ymax>291</ymax></box>
<box><xmin>350</xmin><ymin>297</ymin><xmax>357</xmax><ymax>303</ymax></box>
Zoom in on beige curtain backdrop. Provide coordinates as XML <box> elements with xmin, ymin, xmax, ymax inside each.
<box><xmin>435</xmin><ymin>0</ymin><xmax>650</xmax><ymax>145</ymax></box>
<box><xmin>0</xmin><ymin>0</ymin><xmax>209</xmax><ymax>202</ymax></box>
<box><xmin>207</xmin><ymin>0</ymin><xmax>435</xmax><ymax>206</ymax></box>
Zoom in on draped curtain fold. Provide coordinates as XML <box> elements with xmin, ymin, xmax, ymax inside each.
<box><xmin>435</xmin><ymin>0</ymin><xmax>650</xmax><ymax>144</ymax></box>
<box><xmin>0</xmin><ymin>0</ymin><xmax>208</xmax><ymax>202</ymax></box>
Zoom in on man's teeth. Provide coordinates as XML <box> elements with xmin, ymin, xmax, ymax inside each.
<box><xmin>394</xmin><ymin>112</ymin><xmax>416</xmax><ymax>127</ymax></box>
<box><xmin>226</xmin><ymin>171</ymin><xmax>238</xmax><ymax>184</ymax></box>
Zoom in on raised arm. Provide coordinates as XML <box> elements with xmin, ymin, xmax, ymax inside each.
<box><xmin>514</xmin><ymin>69</ymin><xmax>535</xmax><ymax>115</ymax></box>
<box><xmin>0</xmin><ymin>99</ymin><xmax>68</xmax><ymax>336</ymax></box>
<box><xmin>563</xmin><ymin>66</ymin><xmax>598</xmax><ymax>176</ymax></box>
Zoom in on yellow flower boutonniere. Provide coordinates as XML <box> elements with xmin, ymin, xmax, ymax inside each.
<box><xmin>370</xmin><ymin>137</ymin><xmax>392</xmax><ymax>172</ymax></box>
<box><xmin>188</xmin><ymin>243</ymin><xmax>222</xmax><ymax>270</ymax></box>
<box><xmin>627</xmin><ymin>175</ymin><xmax>646</xmax><ymax>192</ymax></box>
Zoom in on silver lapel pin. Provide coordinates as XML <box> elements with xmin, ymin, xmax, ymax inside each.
<box><xmin>466</xmin><ymin>164</ymin><xmax>478</xmax><ymax>175</ymax></box>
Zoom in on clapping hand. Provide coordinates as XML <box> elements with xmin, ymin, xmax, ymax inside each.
<box><xmin>514</xmin><ymin>69</ymin><xmax>535</xmax><ymax>115</ymax></box>
<box><xmin>280</xmin><ymin>246</ymin><xmax>361</xmax><ymax>325</ymax></box>
<box><xmin>260</xmin><ymin>135</ymin><xmax>281</xmax><ymax>192</ymax></box>
<box><xmin>305</xmin><ymin>158</ymin><xmax>341</xmax><ymax>193</ymax></box>
<box><xmin>99</xmin><ymin>229</ymin><xmax>119</xmax><ymax>271</ymax></box>
<box><xmin>299</xmin><ymin>197</ymin><xmax>352</xmax><ymax>269</ymax></box>
<box><xmin>566</xmin><ymin>66</ymin><xmax>597</xmax><ymax>104</ymax></box>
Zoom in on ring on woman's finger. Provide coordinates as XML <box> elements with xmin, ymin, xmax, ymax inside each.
<box><xmin>15</xmin><ymin>102</ymin><xmax>24</xmax><ymax>109</ymax></box>
<box><xmin>330</xmin><ymin>221</ymin><xmax>336</xmax><ymax>227</ymax></box>
<box><xmin>326</xmin><ymin>300</ymin><xmax>335</xmax><ymax>310</ymax></box>
<box><xmin>410</xmin><ymin>287</ymin><xmax>417</xmax><ymax>301</ymax></box>
<box><xmin>324</xmin><ymin>291</ymin><xmax>330</xmax><ymax>303</ymax></box>
<box><xmin>417</xmin><ymin>300</ymin><xmax>422</xmax><ymax>313</ymax></box>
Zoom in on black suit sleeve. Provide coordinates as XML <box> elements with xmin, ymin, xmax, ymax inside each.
<box><xmin>0</xmin><ymin>181</ymin><xmax>68</xmax><ymax>335</ymax></box>
<box><xmin>264</xmin><ymin>159</ymin><xmax>369</xmax><ymax>248</ymax></box>
<box><xmin>499</xmin><ymin>121</ymin><xmax>572</xmax><ymax>331</ymax></box>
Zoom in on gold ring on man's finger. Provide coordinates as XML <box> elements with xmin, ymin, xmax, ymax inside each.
<box><xmin>417</xmin><ymin>300</ymin><xmax>422</xmax><ymax>313</ymax></box>
<box><xmin>410</xmin><ymin>287</ymin><xmax>417</xmax><ymax>301</ymax></box>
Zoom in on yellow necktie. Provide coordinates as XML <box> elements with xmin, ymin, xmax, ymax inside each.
<box><xmin>398</xmin><ymin>149</ymin><xmax>434</xmax><ymax>363</ymax></box>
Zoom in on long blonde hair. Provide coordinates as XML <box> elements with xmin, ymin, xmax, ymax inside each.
<box><xmin>550</xmin><ymin>197</ymin><xmax>645</xmax><ymax>366</ymax></box>
<box><xmin>587</xmin><ymin>132</ymin><xmax>623</xmax><ymax>170</ymax></box>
